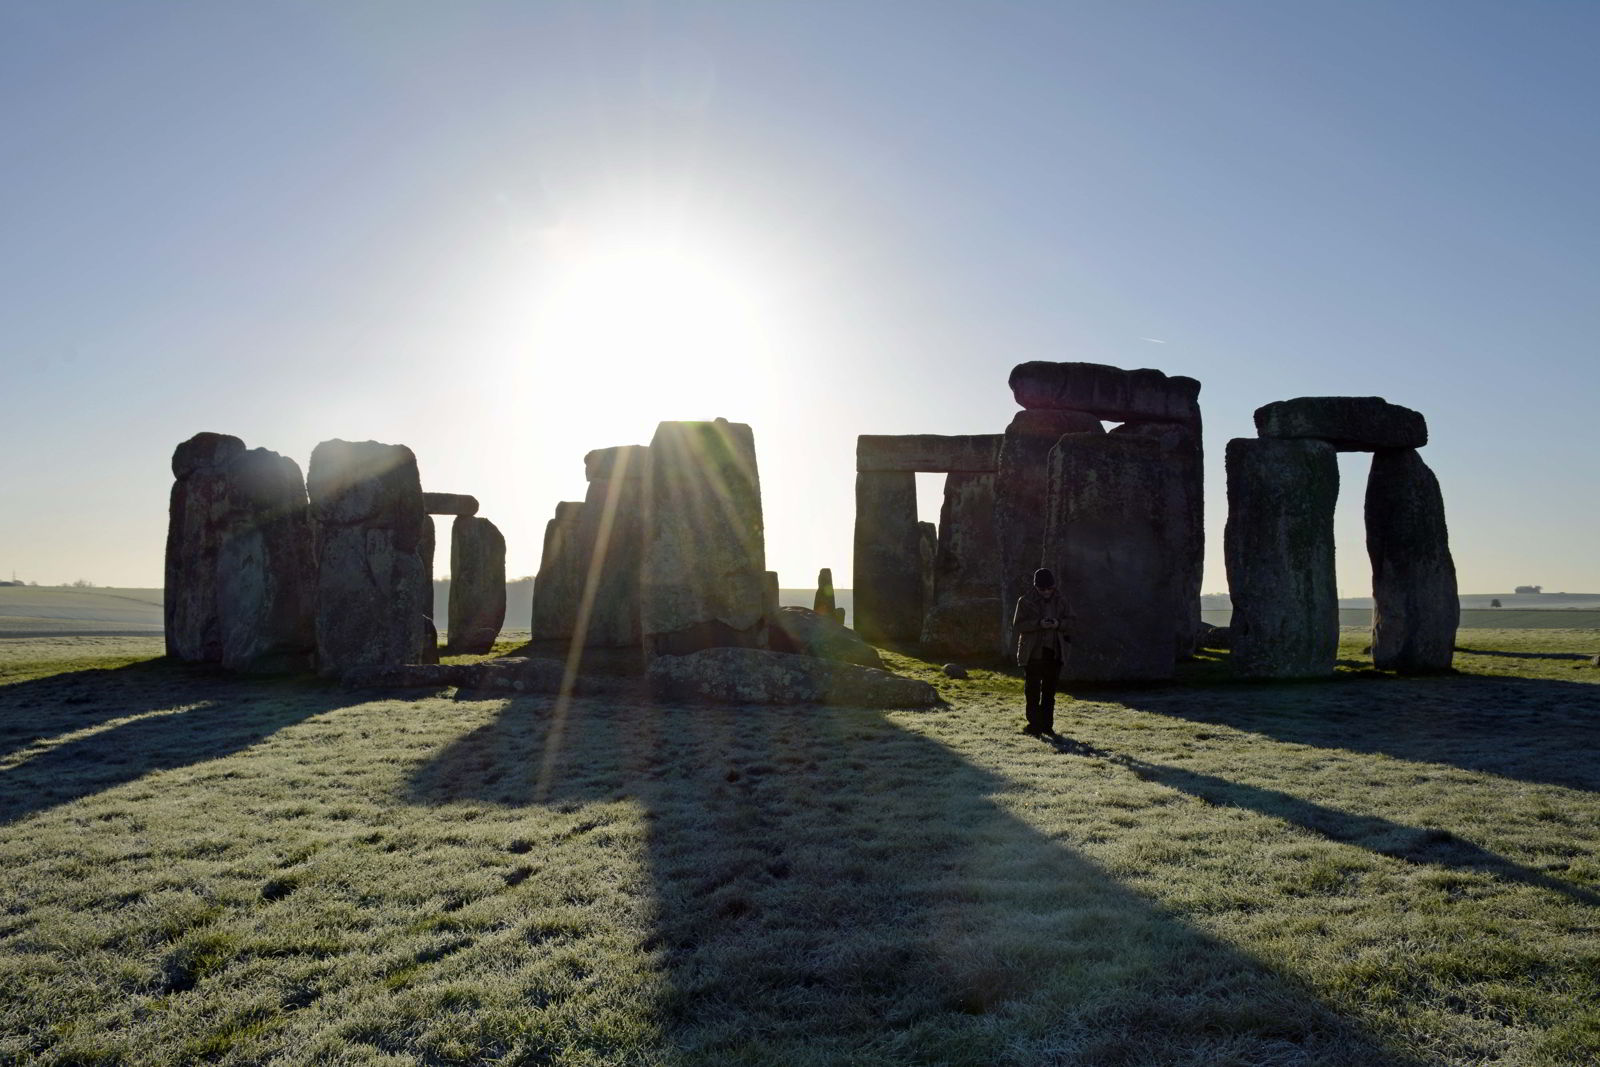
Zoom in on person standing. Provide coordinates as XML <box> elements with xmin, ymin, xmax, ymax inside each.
<box><xmin>1013</xmin><ymin>568</ymin><xmax>1069</xmax><ymax>736</ymax></box>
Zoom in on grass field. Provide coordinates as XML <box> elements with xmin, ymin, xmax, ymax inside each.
<box><xmin>2</xmin><ymin>630</ymin><xmax>1598</xmax><ymax>1065</ymax></box>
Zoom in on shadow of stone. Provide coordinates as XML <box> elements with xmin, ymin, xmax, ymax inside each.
<box><xmin>1118</xmin><ymin>758</ymin><xmax>1600</xmax><ymax>907</ymax></box>
<box><xmin>0</xmin><ymin>662</ymin><xmax>357</xmax><ymax>825</ymax></box>
<box><xmin>407</xmin><ymin>696</ymin><xmax>1423</xmax><ymax>1064</ymax></box>
<box><xmin>1094</xmin><ymin>672</ymin><xmax>1600</xmax><ymax>792</ymax></box>
<box><xmin>1455</xmin><ymin>646</ymin><xmax>1594</xmax><ymax>661</ymax></box>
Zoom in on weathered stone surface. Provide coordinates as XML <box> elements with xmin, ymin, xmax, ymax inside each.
<box><xmin>572</xmin><ymin>445</ymin><xmax>649</xmax><ymax>648</ymax></box>
<box><xmin>448</xmin><ymin>516</ymin><xmax>506</xmax><ymax>653</ymax></box>
<box><xmin>996</xmin><ymin>410</ymin><xmax>1104</xmax><ymax>655</ymax></box>
<box><xmin>1224</xmin><ymin>438</ymin><xmax>1339</xmax><ymax>678</ymax></box>
<box><xmin>641</xmin><ymin>419</ymin><xmax>768</xmax><ymax>655</ymax></box>
<box><xmin>1254</xmin><ymin>396</ymin><xmax>1427</xmax><ymax>451</ymax></box>
<box><xmin>418</xmin><ymin>516</ymin><xmax>435</xmax><ymax>580</ymax></box>
<box><xmin>1042</xmin><ymin>434</ymin><xmax>1174</xmax><ymax>681</ymax></box>
<box><xmin>852</xmin><ymin>470</ymin><xmax>922</xmax><ymax>645</ymax></box>
<box><xmin>1111</xmin><ymin>420</ymin><xmax>1205</xmax><ymax>659</ymax></box>
<box><xmin>813</xmin><ymin>568</ymin><xmax>836</xmax><ymax>616</ymax></box>
<box><xmin>832</xmin><ymin>607</ymin><xmax>846</xmax><ymax>625</ymax></box>
<box><xmin>531</xmin><ymin>501</ymin><xmax>586</xmax><ymax>641</ymax></box>
<box><xmin>216</xmin><ymin>448</ymin><xmax>315</xmax><ymax>673</ymax></box>
<box><xmin>856</xmin><ymin>434</ymin><xmax>1002</xmax><ymax>473</ymax></box>
<box><xmin>767</xmin><ymin>606</ymin><xmax>882</xmax><ymax>667</ymax></box>
<box><xmin>165</xmin><ymin>433</ymin><xmax>246</xmax><ymax>662</ymax></box>
<box><xmin>1197</xmin><ymin>623</ymin><xmax>1232</xmax><ymax>650</ymax></box>
<box><xmin>922</xmin><ymin>471</ymin><xmax>1002</xmax><ymax>658</ymax></box>
<box><xmin>917</xmin><ymin>521</ymin><xmax>938</xmax><ymax>628</ymax></box>
<box><xmin>1366</xmin><ymin>449</ymin><xmax>1458</xmax><ymax>673</ymax></box>
<box><xmin>583</xmin><ymin>444</ymin><xmax>650</xmax><ymax>483</ymax></box>
<box><xmin>342</xmin><ymin>663</ymin><xmax>470</xmax><ymax>689</ymax></box>
<box><xmin>763</xmin><ymin>571</ymin><xmax>780</xmax><ymax>625</ymax></box>
<box><xmin>648</xmin><ymin>647</ymin><xmax>938</xmax><ymax>707</ymax></box>
<box><xmin>309</xmin><ymin>439</ymin><xmax>434</xmax><ymax>675</ymax></box>
<box><xmin>1009</xmin><ymin>362</ymin><xmax>1200</xmax><ymax>423</ymax></box>
<box><xmin>172</xmin><ymin>431</ymin><xmax>246</xmax><ymax>479</ymax></box>
<box><xmin>421</xmin><ymin>492</ymin><xmax>478</xmax><ymax>516</ymax></box>
<box><xmin>941</xmin><ymin>663</ymin><xmax>968</xmax><ymax>679</ymax></box>
<box><xmin>458</xmin><ymin>656</ymin><xmax>568</xmax><ymax>693</ymax></box>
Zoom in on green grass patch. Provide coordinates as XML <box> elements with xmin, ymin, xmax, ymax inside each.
<box><xmin>1</xmin><ymin>631</ymin><xmax>1596</xmax><ymax>1064</ymax></box>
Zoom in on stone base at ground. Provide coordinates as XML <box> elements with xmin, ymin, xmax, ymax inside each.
<box><xmin>767</xmin><ymin>606</ymin><xmax>882</xmax><ymax>667</ymax></box>
<box><xmin>648</xmin><ymin>648</ymin><xmax>939</xmax><ymax>706</ymax></box>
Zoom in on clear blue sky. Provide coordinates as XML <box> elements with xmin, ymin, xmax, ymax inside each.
<box><xmin>3</xmin><ymin>1</ymin><xmax>1597</xmax><ymax>594</ymax></box>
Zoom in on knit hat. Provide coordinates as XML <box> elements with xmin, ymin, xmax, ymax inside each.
<box><xmin>1033</xmin><ymin>568</ymin><xmax>1056</xmax><ymax>590</ymax></box>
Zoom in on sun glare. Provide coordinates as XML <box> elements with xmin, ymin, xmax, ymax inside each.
<box><xmin>525</xmin><ymin>229</ymin><xmax>784</xmax><ymax>434</ymax></box>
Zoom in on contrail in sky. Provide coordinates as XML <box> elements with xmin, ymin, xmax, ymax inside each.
<box><xmin>1140</xmin><ymin>337</ymin><xmax>1168</xmax><ymax>344</ymax></box>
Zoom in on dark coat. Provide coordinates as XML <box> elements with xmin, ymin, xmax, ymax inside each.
<box><xmin>1013</xmin><ymin>588</ymin><xmax>1070</xmax><ymax>667</ymax></box>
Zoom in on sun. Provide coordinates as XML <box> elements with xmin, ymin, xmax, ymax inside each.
<box><xmin>524</xmin><ymin>227</ymin><xmax>785</xmax><ymax>435</ymax></box>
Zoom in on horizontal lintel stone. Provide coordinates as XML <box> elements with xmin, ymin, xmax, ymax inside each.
<box><xmin>1008</xmin><ymin>361</ymin><xmax>1200</xmax><ymax>423</ymax></box>
<box><xmin>856</xmin><ymin>434</ymin><xmax>1002</xmax><ymax>472</ymax></box>
<box><xmin>421</xmin><ymin>492</ymin><xmax>479</xmax><ymax>516</ymax></box>
<box><xmin>1254</xmin><ymin>396</ymin><xmax>1427</xmax><ymax>451</ymax></box>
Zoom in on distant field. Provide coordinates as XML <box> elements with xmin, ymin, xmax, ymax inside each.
<box><xmin>7</xmin><ymin>588</ymin><xmax>1596</xmax><ymax>638</ymax></box>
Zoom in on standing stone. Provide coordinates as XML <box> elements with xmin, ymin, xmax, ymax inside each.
<box><xmin>917</xmin><ymin>521</ymin><xmax>938</xmax><ymax>631</ymax></box>
<box><xmin>1042</xmin><ymin>434</ymin><xmax>1174</xmax><ymax>681</ymax></box>
<box><xmin>308</xmin><ymin>440</ymin><xmax>434</xmax><ymax>675</ymax></box>
<box><xmin>165</xmin><ymin>432</ymin><xmax>247</xmax><ymax>662</ymax></box>
<box><xmin>995</xmin><ymin>410</ymin><xmax>1104</xmax><ymax>654</ymax></box>
<box><xmin>216</xmin><ymin>448</ymin><xmax>315</xmax><ymax>673</ymax></box>
<box><xmin>1366</xmin><ymin>449</ymin><xmax>1458</xmax><ymax>672</ymax></box>
<box><xmin>852</xmin><ymin>470</ymin><xmax>922</xmax><ymax>645</ymax></box>
<box><xmin>1224</xmin><ymin>438</ymin><xmax>1340</xmax><ymax>678</ymax></box>
<box><xmin>531</xmin><ymin>502</ymin><xmax>586</xmax><ymax>641</ymax></box>
<box><xmin>763</xmin><ymin>571</ymin><xmax>780</xmax><ymax>627</ymax></box>
<box><xmin>921</xmin><ymin>472</ymin><xmax>1003</xmax><ymax>658</ymax></box>
<box><xmin>1112</xmin><ymin>420</ymin><xmax>1205</xmax><ymax>659</ymax></box>
<box><xmin>814</xmin><ymin>568</ymin><xmax>836</xmax><ymax>616</ymax></box>
<box><xmin>448</xmin><ymin>516</ymin><xmax>506</xmax><ymax>653</ymax></box>
<box><xmin>573</xmin><ymin>445</ymin><xmax>649</xmax><ymax>648</ymax></box>
<box><xmin>641</xmin><ymin>419</ymin><xmax>768</xmax><ymax>656</ymax></box>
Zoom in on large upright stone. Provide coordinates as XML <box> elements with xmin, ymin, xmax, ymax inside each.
<box><xmin>1009</xmin><ymin>362</ymin><xmax>1200</xmax><ymax>423</ymax></box>
<box><xmin>216</xmin><ymin>448</ymin><xmax>315</xmax><ymax>673</ymax></box>
<box><xmin>1042</xmin><ymin>435</ymin><xmax>1174</xmax><ymax>681</ymax></box>
<box><xmin>1224</xmin><ymin>438</ymin><xmax>1339</xmax><ymax>678</ymax></box>
<box><xmin>165</xmin><ymin>432</ymin><xmax>247</xmax><ymax>662</ymax></box>
<box><xmin>531</xmin><ymin>501</ymin><xmax>586</xmax><ymax>641</ymax></box>
<box><xmin>573</xmin><ymin>445</ymin><xmax>649</xmax><ymax>648</ymax></box>
<box><xmin>1254</xmin><ymin>396</ymin><xmax>1427</xmax><ymax>451</ymax></box>
<box><xmin>1111</xmin><ymin>420</ymin><xmax>1205</xmax><ymax>659</ymax></box>
<box><xmin>856</xmin><ymin>434</ymin><xmax>1002</xmax><ymax>473</ymax></box>
<box><xmin>813</xmin><ymin>568</ymin><xmax>836</xmax><ymax>616</ymax></box>
<box><xmin>641</xmin><ymin>419</ymin><xmax>768</xmax><ymax>656</ymax></box>
<box><xmin>308</xmin><ymin>439</ymin><xmax>434</xmax><ymax>675</ymax></box>
<box><xmin>917</xmin><ymin>521</ymin><xmax>938</xmax><ymax>629</ymax></box>
<box><xmin>995</xmin><ymin>410</ymin><xmax>1104</xmax><ymax>654</ymax></box>
<box><xmin>1366</xmin><ymin>449</ymin><xmax>1458</xmax><ymax>672</ymax></box>
<box><xmin>448</xmin><ymin>516</ymin><xmax>506</xmax><ymax>653</ymax></box>
<box><xmin>852</xmin><ymin>470</ymin><xmax>922</xmax><ymax>645</ymax></box>
<box><xmin>921</xmin><ymin>472</ymin><xmax>1003</xmax><ymax>658</ymax></box>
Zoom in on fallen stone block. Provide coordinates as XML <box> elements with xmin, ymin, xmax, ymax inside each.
<box><xmin>767</xmin><ymin>606</ymin><xmax>882</xmax><ymax>667</ymax></box>
<box><xmin>342</xmin><ymin>663</ymin><xmax>471</xmax><ymax>689</ymax></box>
<box><xmin>648</xmin><ymin>647</ymin><xmax>939</xmax><ymax>707</ymax></box>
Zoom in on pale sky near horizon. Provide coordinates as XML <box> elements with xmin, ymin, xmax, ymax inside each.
<box><xmin>4</xmin><ymin>1</ymin><xmax>1598</xmax><ymax>596</ymax></box>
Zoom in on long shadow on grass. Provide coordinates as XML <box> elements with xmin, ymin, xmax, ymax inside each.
<box><xmin>1120</xmin><ymin>758</ymin><xmax>1600</xmax><ymax>907</ymax></box>
<box><xmin>1095</xmin><ymin>672</ymin><xmax>1600</xmax><ymax>793</ymax></box>
<box><xmin>0</xmin><ymin>660</ymin><xmax>355</xmax><ymax>824</ymax></box>
<box><xmin>409</xmin><ymin>695</ymin><xmax>1424</xmax><ymax>1065</ymax></box>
